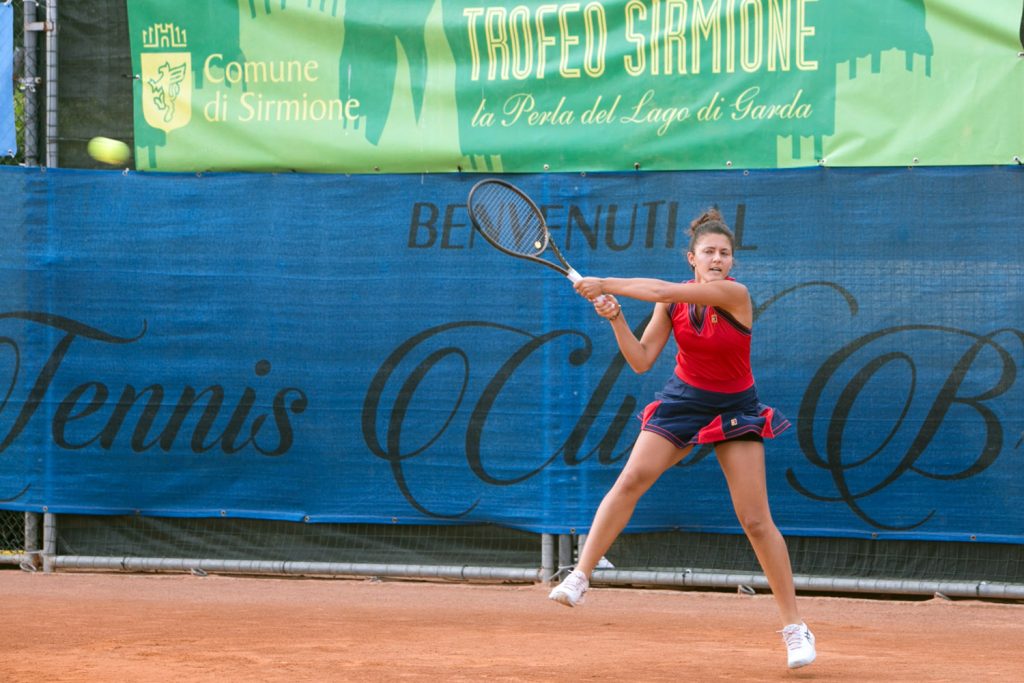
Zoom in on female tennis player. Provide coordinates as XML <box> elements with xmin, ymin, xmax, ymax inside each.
<box><xmin>549</xmin><ymin>208</ymin><xmax>816</xmax><ymax>669</ymax></box>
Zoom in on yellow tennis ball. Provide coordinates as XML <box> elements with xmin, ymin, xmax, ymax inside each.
<box><xmin>87</xmin><ymin>136</ymin><xmax>131</xmax><ymax>166</ymax></box>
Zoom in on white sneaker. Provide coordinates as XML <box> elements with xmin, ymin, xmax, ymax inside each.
<box><xmin>779</xmin><ymin>622</ymin><xmax>816</xmax><ymax>669</ymax></box>
<box><xmin>548</xmin><ymin>569</ymin><xmax>589</xmax><ymax>607</ymax></box>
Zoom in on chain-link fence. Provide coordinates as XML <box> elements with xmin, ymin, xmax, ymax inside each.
<box><xmin>0</xmin><ymin>511</ymin><xmax>25</xmax><ymax>560</ymax></box>
<box><xmin>2</xmin><ymin>0</ymin><xmax>128</xmax><ymax>168</ymax></box>
<box><xmin>2</xmin><ymin>3</ymin><xmax>29</xmax><ymax>564</ymax></box>
<box><xmin>2</xmin><ymin>0</ymin><xmax>36</xmax><ymax>166</ymax></box>
<box><xmin>3</xmin><ymin>1</ymin><xmax>21</xmax><ymax>164</ymax></box>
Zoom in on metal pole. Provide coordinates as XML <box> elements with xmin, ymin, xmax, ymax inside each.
<box><xmin>557</xmin><ymin>533</ymin><xmax>573</xmax><ymax>578</ymax></box>
<box><xmin>40</xmin><ymin>553</ymin><xmax>1024</xmax><ymax>600</ymax></box>
<box><xmin>53</xmin><ymin>556</ymin><xmax>544</xmax><ymax>583</ymax></box>
<box><xmin>590</xmin><ymin>568</ymin><xmax>1024</xmax><ymax>601</ymax></box>
<box><xmin>541</xmin><ymin>533</ymin><xmax>555</xmax><ymax>583</ymax></box>
<box><xmin>42</xmin><ymin>511</ymin><xmax>56</xmax><ymax>573</ymax></box>
<box><xmin>23</xmin><ymin>512</ymin><xmax>41</xmax><ymax>570</ymax></box>
<box><xmin>43</xmin><ymin>0</ymin><xmax>56</xmax><ymax>167</ymax></box>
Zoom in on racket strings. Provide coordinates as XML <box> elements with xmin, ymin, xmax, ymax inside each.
<box><xmin>469</xmin><ymin>185</ymin><xmax>548</xmax><ymax>257</ymax></box>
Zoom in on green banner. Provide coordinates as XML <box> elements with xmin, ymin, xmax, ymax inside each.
<box><xmin>128</xmin><ymin>0</ymin><xmax>1024</xmax><ymax>173</ymax></box>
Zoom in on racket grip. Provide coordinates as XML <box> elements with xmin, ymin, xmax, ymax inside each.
<box><xmin>566</xmin><ymin>269</ymin><xmax>608</xmax><ymax>304</ymax></box>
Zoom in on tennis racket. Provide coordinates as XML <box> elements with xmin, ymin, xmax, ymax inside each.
<box><xmin>467</xmin><ymin>179</ymin><xmax>601</xmax><ymax>298</ymax></box>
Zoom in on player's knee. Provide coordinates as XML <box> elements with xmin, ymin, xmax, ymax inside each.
<box><xmin>737</xmin><ymin>513</ymin><xmax>774</xmax><ymax>540</ymax></box>
<box><xmin>613</xmin><ymin>467</ymin><xmax>657</xmax><ymax>498</ymax></box>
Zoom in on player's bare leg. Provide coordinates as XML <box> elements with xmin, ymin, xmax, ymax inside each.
<box><xmin>577</xmin><ymin>432</ymin><xmax>690</xmax><ymax>575</ymax></box>
<box><xmin>549</xmin><ymin>432</ymin><xmax>689</xmax><ymax>606</ymax></box>
<box><xmin>716</xmin><ymin>439</ymin><xmax>816</xmax><ymax>668</ymax></box>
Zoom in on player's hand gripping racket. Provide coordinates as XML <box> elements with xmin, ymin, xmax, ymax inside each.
<box><xmin>467</xmin><ymin>179</ymin><xmax>604</xmax><ymax>301</ymax></box>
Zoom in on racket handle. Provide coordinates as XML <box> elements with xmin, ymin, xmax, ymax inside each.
<box><xmin>566</xmin><ymin>268</ymin><xmax>608</xmax><ymax>304</ymax></box>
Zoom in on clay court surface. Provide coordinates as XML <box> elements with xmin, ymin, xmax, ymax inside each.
<box><xmin>2</xmin><ymin>570</ymin><xmax>1022</xmax><ymax>682</ymax></box>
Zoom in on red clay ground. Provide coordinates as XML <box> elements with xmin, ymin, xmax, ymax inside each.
<box><xmin>2</xmin><ymin>570</ymin><xmax>1022</xmax><ymax>682</ymax></box>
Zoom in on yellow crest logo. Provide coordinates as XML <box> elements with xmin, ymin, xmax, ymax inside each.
<box><xmin>139</xmin><ymin>23</ymin><xmax>192</xmax><ymax>133</ymax></box>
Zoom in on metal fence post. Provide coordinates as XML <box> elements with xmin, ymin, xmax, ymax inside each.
<box><xmin>541</xmin><ymin>533</ymin><xmax>555</xmax><ymax>583</ymax></box>
<box><xmin>42</xmin><ymin>511</ymin><xmax>56</xmax><ymax>573</ymax></box>
<box><xmin>20</xmin><ymin>0</ymin><xmax>47</xmax><ymax>165</ymax></box>
<box><xmin>557</xmin><ymin>533</ymin><xmax>573</xmax><ymax>578</ymax></box>
<box><xmin>23</xmin><ymin>512</ymin><xmax>41</xmax><ymax>570</ymax></box>
<box><xmin>43</xmin><ymin>0</ymin><xmax>57</xmax><ymax>166</ymax></box>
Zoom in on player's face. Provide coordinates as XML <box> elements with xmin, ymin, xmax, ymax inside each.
<box><xmin>688</xmin><ymin>233</ymin><xmax>734</xmax><ymax>283</ymax></box>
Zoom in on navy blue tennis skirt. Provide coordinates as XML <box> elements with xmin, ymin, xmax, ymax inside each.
<box><xmin>639</xmin><ymin>374</ymin><xmax>791</xmax><ymax>448</ymax></box>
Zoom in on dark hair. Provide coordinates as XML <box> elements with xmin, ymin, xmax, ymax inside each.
<box><xmin>687</xmin><ymin>207</ymin><xmax>735</xmax><ymax>254</ymax></box>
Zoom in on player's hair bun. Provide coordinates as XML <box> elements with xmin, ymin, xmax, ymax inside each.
<box><xmin>689</xmin><ymin>207</ymin><xmax>725</xmax><ymax>235</ymax></box>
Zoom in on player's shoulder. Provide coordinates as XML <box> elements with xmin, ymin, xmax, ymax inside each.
<box><xmin>723</xmin><ymin>276</ymin><xmax>750</xmax><ymax>292</ymax></box>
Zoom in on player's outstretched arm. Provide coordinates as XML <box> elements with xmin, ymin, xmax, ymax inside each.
<box><xmin>578</xmin><ymin>276</ymin><xmax>748</xmax><ymax>309</ymax></box>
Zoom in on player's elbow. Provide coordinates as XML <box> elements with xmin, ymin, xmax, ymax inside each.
<box><xmin>651</xmin><ymin>284</ymin><xmax>676</xmax><ymax>303</ymax></box>
<box><xmin>620</xmin><ymin>343</ymin><xmax>660</xmax><ymax>374</ymax></box>
<box><xmin>626</xmin><ymin>356</ymin><xmax>656</xmax><ymax>375</ymax></box>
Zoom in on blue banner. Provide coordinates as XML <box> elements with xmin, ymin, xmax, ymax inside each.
<box><xmin>0</xmin><ymin>2</ymin><xmax>15</xmax><ymax>158</ymax></box>
<box><xmin>1</xmin><ymin>165</ymin><xmax>1022</xmax><ymax>543</ymax></box>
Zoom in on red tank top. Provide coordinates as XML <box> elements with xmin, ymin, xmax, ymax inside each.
<box><xmin>669</xmin><ymin>289</ymin><xmax>754</xmax><ymax>394</ymax></box>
